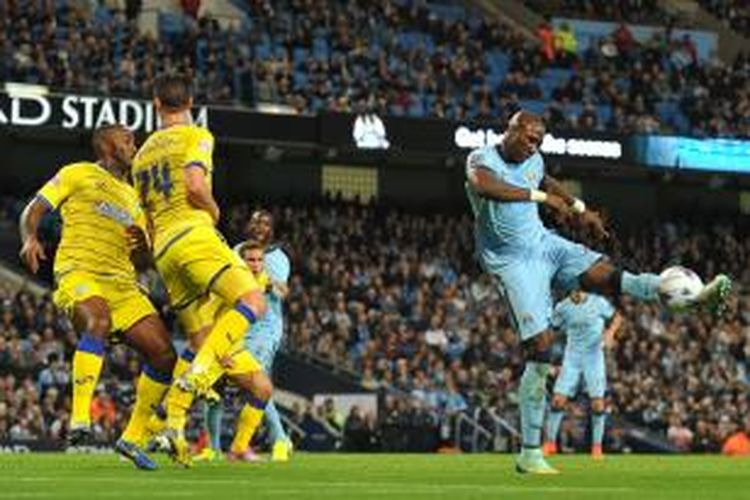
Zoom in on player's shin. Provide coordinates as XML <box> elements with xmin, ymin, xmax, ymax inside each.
<box><xmin>265</xmin><ymin>401</ymin><xmax>288</xmax><ymax>443</ymax></box>
<box><xmin>545</xmin><ymin>409</ymin><xmax>564</xmax><ymax>453</ymax></box>
<box><xmin>230</xmin><ymin>395</ymin><xmax>267</xmax><ymax>455</ymax></box>
<box><xmin>204</xmin><ymin>401</ymin><xmax>224</xmax><ymax>451</ymax></box>
<box><xmin>121</xmin><ymin>364</ymin><xmax>171</xmax><ymax>446</ymax></box>
<box><xmin>592</xmin><ymin>410</ymin><xmax>606</xmax><ymax>448</ymax></box>
<box><xmin>620</xmin><ymin>271</ymin><xmax>660</xmax><ymax>302</ymax></box>
<box><xmin>519</xmin><ymin>361</ymin><xmax>550</xmax><ymax>455</ymax></box>
<box><xmin>71</xmin><ymin>334</ymin><xmax>106</xmax><ymax>429</ymax></box>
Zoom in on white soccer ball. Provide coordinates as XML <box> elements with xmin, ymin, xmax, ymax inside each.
<box><xmin>658</xmin><ymin>266</ymin><xmax>704</xmax><ymax>311</ymax></box>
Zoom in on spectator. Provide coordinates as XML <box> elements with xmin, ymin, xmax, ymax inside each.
<box><xmin>553</xmin><ymin>22</ymin><xmax>578</xmax><ymax>66</ymax></box>
<box><xmin>667</xmin><ymin>415</ymin><xmax>695</xmax><ymax>452</ymax></box>
<box><xmin>722</xmin><ymin>418</ymin><xmax>750</xmax><ymax>456</ymax></box>
<box><xmin>537</xmin><ymin>21</ymin><xmax>555</xmax><ymax>63</ymax></box>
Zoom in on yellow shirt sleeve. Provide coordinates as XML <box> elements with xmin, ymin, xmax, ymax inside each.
<box><xmin>37</xmin><ymin>165</ymin><xmax>78</xmax><ymax>209</ymax></box>
<box><xmin>184</xmin><ymin>128</ymin><xmax>214</xmax><ymax>173</ymax></box>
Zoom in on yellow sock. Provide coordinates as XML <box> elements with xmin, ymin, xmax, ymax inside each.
<box><xmin>166</xmin><ymin>385</ymin><xmax>195</xmax><ymax>434</ymax></box>
<box><xmin>173</xmin><ymin>355</ymin><xmax>192</xmax><ymax>380</ymax></box>
<box><xmin>191</xmin><ymin>308</ymin><xmax>253</xmax><ymax>379</ymax></box>
<box><xmin>71</xmin><ymin>337</ymin><xmax>105</xmax><ymax>428</ymax></box>
<box><xmin>144</xmin><ymin>350</ymin><xmax>193</xmax><ymax>437</ymax></box>
<box><xmin>120</xmin><ymin>369</ymin><xmax>170</xmax><ymax>446</ymax></box>
<box><xmin>230</xmin><ymin>403</ymin><xmax>265</xmax><ymax>454</ymax></box>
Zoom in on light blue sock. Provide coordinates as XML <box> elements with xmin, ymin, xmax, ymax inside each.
<box><xmin>519</xmin><ymin>361</ymin><xmax>550</xmax><ymax>451</ymax></box>
<box><xmin>592</xmin><ymin>411</ymin><xmax>606</xmax><ymax>447</ymax></box>
<box><xmin>204</xmin><ymin>401</ymin><xmax>224</xmax><ymax>451</ymax></box>
<box><xmin>264</xmin><ymin>400</ymin><xmax>288</xmax><ymax>443</ymax></box>
<box><xmin>546</xmin><ymin>409</ymin><xmax>564</xmax><ymax>445</ymax></box>
<box><xmin>621</xmin><ymin>271</ymin><xmax>660</xmax><ymax>302</ymax></box>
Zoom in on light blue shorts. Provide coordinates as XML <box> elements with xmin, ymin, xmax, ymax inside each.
<box><xmin>554</xmin><ymin>348</ymin><xmax>606</xmax><ymax>399</ymax></box>
<box><xmin>481</xmin><ymin>232</ymin><xmax>602</xmax><ymax>340</ymax></box>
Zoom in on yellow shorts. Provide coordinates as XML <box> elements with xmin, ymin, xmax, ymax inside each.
<box><xmin>155</xmin><ymin>225</ymin><xmax>261</xmax><ymax>312</ymax></box>
<box><xmin>179</xmin><ymin>293</ymin><xmax>228</xmax><ymax>335</ymax></box>
<box><xmin>53</xmin><ymin>272</ymin><xmax>156</xmax><ymax>333</ymax></box>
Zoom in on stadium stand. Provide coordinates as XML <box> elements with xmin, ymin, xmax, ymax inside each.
<box><xmin>3</xmin><ymin>0</ymin><xmax>750</xmax><ymax>136</ymax></box>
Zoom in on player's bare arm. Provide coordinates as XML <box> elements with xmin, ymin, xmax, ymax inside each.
<box><xmin>270</xmin><ymin>281</ymin><xmax>289</xmax><ymax>299</ymax></box>
<box><xmin>184</xmin><ymin>165</ymin><xmax>220</xmax><ymax>224</ymax></box>
<box><xmin>468</xmin><ymin>166</ymin><xmax>574</xmax><ymax>219</ymax></box>
<box><xmin>126</xmin><ymin>225</ymin><xmax>154</xmax><ymax>272</ymax></box>
<box><xmin>542</xmin><ymin>174</ymin><xmax>609</xmax><ymax>240</ymax></box>
<box><xmin>603</xmin><ymin>311</ymin><xmax>624</xmax><ymax>349</ymax></box>
<box><xmin>18</xmin><ymin>196</ymin><xmax>50</xmax><ymax>274</ymax></box>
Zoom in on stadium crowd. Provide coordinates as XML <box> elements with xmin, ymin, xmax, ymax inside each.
<box><xmin>0</xmin><ymin>197</ymin><xmax>748</xmax><ymax>453</ymax></box>
<box><xmin>3</xmin><ymin>0</ymin><xmax>750</xmax><ymax>136</ymax></box>
<box><xmin>699</xmin><ymin>1</ymin><xmax>750</xmax><ymax>39</ymax></box>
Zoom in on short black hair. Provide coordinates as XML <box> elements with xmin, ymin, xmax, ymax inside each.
<box><xmin>92</xmin><ymin>123</ymin><xmax>126</xmax><ymax>158</ymax></box>
<box><xmin>153</xmin><ymin>73</ymin><xmax>193</xmax><ymax>110</ymax></box>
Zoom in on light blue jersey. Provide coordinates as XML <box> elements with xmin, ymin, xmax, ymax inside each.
<box><xmin>245</xmin><ymin>244</ymin><xmax>290</xmax><ymax>371</ymax></box>
<box><xmin>465</xmin><ymin>145</ymin><xmax>602</xmax><ymax>340</ymax></box>
<box><xmin>466</xmin><ymin>145</ymin><xmax>546</xmax><ymax>254</ymax></box>
<box><xmin>553</xmin><ymin>294</ymin><xmax>614</xmax><ymax>352</ymax></box>
<box><xmin>552</xmin><ymin>294</ymin><xmax>614</xmax><ymax>398</ymax></box>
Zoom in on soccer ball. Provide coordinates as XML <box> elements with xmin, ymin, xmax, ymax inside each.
<box><xmin>658</xmin><ymin>266</ymin><xmax>704</xmax><ymax>311</ymax></box>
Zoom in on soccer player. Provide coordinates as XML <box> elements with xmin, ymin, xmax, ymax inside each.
<box><xmin>18</xmin><ymin>124</ymin><xmax>177</xmax><ymax>470</ymax></box>
<box><xmin>543</xmin><ymin>291</ymin><xmax>622</xmax><ymax>459</ymax></box>
<box><xmin>464</xmin><ymin>110</ymin><xmax>731</xmax><ymax>474</ymax></box>
<box><xmin>132</xmin><ymin>73</ymin><xmax>270</xmax><ymax>466</ymax></box>
<box><xmin>198</xmin><ymin>210</ymin><xmax>293</xmax><ymax>463</ymax></box>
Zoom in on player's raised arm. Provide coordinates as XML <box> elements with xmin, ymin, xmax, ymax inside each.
<box><xmin>467</xmin><ymin>163</ymin><xmax>574</xmax><ymax>219</ymax></box>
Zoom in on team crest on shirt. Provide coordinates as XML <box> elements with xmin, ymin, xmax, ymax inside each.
<box><xmin>75</xmin><ymin>284</ymin><xmax>89</xmax><ymax>296</ymax></box>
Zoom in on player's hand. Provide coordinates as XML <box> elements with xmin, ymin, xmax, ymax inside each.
<box><xmin>219</xmin><ymin>355</ymin><xmax>235</xmax><ymax>370</ymax></box>
<box><xmin>125</xmin><ymin>225</ymin><xmax>149</xmax><ymax>252</ymax></box>
<box><xmin>19</xmin><ymin>236</ymin><xmax>46</xmax><ymax>274</ymax></box>
<box><xmin>543</xmin><ymin>194</ymin><xmax>574</xmax><ymax>222</ymax></box>
<box><xmin>578</xmin><ymin>210</ymin><xmax>610</xmax><ymax>240</ymax></box>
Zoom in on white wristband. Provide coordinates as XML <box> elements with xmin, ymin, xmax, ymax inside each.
<box><xmin>529</xmin><ymin>190</ymin><xmax>548</xmax><ymax>203</ymax></box>
<box><xmin>571</xmin><ymin>198</ymin><xmax>586</xmax><ymax>214</ymax></box>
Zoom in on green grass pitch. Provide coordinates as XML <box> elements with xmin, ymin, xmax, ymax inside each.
<box><xmin>0</xmin><ymin>453</ymin><xmax>748</xmax><ymax>499</ymax></box>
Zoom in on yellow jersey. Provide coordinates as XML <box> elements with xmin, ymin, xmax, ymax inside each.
<box><xmin>37</xmin><ymin>162</ymin><xmax>145</xmax><ymax>283</ymax></box>
<box><xmin>131</xmin><ymin>124</ymin><xmax>215</xmax><ymax>251</ymax></box>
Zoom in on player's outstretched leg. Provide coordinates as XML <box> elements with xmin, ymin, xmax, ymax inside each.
<box><xmin>117</xmin><ymin>314</ymin><xmax>177</xmax><ymax>470</ymax></box>
<box><xmin>580</xmin><ymin>261</ymin><xmax>731</xmax><ymax>313</ymax></box>
<box><xmin>544</xmin><ymin>394</ymin><xmax>567</xmax><ymax>457</ymax></box>
<box><xmin>516</xmin><ymin>333</ymin><xmax>559</xmax><ymax>475</ymax></box>
<box><xmin>68</xmin><ymin>298</ymin><xmax>111</xmax><ymax>447</ymax></box>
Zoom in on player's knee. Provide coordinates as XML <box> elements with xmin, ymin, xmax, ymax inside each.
<box><xmin>188</xmin><ymin>327</ymin><xmax>210</xmax><ymax>351</ymax></box>
<box><xmin>552</xmin><ymin>395</ymin><xmax>568</xmax><ymax>410</ymax></box>
<box><xmin>252</xmin><ymin>372</ymin><xmax>273</xmax><ymax>402</ymax></box>
<box><xmin>591</xmin><ymin>399</ymin><xmax>606</xmax><ymax>414</ymax></box>
<box><xmin>89</xmin><ymin>314</ymin><xmax>112</xmax><ymax>337</ymax></box>
<box><xmin>237</xmin><ymin>290</ymin><xmax>267</xmax><ymax>320</ymax></box>
<box><xmin>521</xmin><ymin>331</ymin><xmax>554</xmax><ymax>362</ymax></box>
<box><xmin>151</xmin><ymin>344</ymin><xmax>177</xmax><ymax>374</ymax></box>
